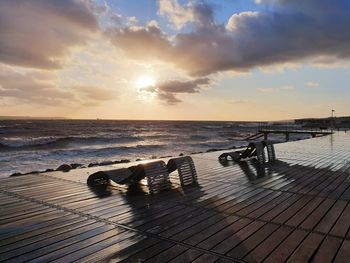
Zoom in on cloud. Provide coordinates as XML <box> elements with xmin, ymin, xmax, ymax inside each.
<box><xmin>108</xmin><ymin>0</ymin><xmax>350</xmax><ymax>76</ymax></box>
<box><xmin>157</xmin><ymin>78</ymin><xmax>210</xmax><ymax>93</ymax></box>
<box><xmin>74</xmin><ymin>86</ymin><xmax>117</xmax><ymax>101</ymax></box>
<box><xmin>0</xmin><ymin>0</ymin><xmax>99</xmax><ymax>69</ymax></box>
<box><xmin>140</xmin><ymin>77</ymin><xmax>210</xmax><ymax>105</ymax></box>
<box><xmin>0</xmin><ymin>64</ymin><xmax>115</xmax><ymax>107</ymax></box>
<box><xmin>279</xmin><ymin>85</ymin><xmax>295</xmax><ymax>91</ymax></box>
<box><xmin>157</xmin><ymin>92</ymin><xmax>182</xmax><ymax>105</ymax></box>
<box><xmin>257</xmin><ymin>87</ymin><xmax>275</xmax><ymax>93</ymax></box>
<box><xmin>305</xmin><ymin>81</ymin><xmax>320</xmax><ymax>88</ymax></box>
<box><xmin>0</xmin><ymin>66</ymin><xmax>75</xmax><ymax>105</ymax></box>
<box><xmin>159</xmin><ymin>0</ymin><xmax>194</xmax><ymax>29</ymax></box>
<box><xmin>106</xmin><ymin>25</ymin><xmax>172</xmax><ymax>61</ymax></box>
<box><xmin>158</xmin><ymin>0</ymin><xmax>214</xmax><ymax>29</ymax></box>
<box><xmin>227</xmin><ymin>99</ymin><xmax>249</xmax><ymax>104</ymax></box>
<box><xmin>257</xmin><ymin>85</ymin><xmax>294</xmax><ymax>93</ymax></box>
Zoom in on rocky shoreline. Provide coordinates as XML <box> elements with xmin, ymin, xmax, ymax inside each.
<box><xmin>9</xmin><ymin>136</ymin><xmax>310</xmax><ymax>177</ymax></box>
<box><xmin>9</xmin><ymin>145</ymin><xmax>241</xmax><ymax>177</ymax></box>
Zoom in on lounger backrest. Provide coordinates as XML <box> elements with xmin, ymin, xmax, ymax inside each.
<box><xmin>253</xmin><ymin>142</ymin><xmax>266</xmax><ymax>164</ymax></box>
<box><xmin>263</xmin><ymin>140</ymin><xmax>276</xmax><ymax>162</ymax></box>
<box><xmin>143</xmin><ymin>161</ymin><xmax>171</xmax><ymax>194</ymax></box>
<box><xmin>168</xmin><ymin>156</ymin><xmax>197</xmax><ymax>186</ymax></box>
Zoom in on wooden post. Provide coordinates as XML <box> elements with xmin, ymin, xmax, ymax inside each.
<box><xmin>264</xmin><ymin>132</ymin><xmax>268</xmax><ymax>140</ymax></box>
<box><xmin>285</xmin><ymin>132</ymin><xmax>290</xmax><ymax>141</ymax></box>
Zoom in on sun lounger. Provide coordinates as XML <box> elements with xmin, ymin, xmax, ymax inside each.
<box><xmin>87</xmin><ymin>156</ymin><xmax>197</xmax><ymax>193</ymax></box>
<box><xmin>167</xmin><ymin>156</ymin><xmax>197</xmax><ymax>186</ymax></box>
<box><xmin>219</xmin><ymin>141</ymin><xmax>276</xmax><ymax>164</ymax></box>
<box><xmin>87</xmin><ymin>160</ymin><xmax>171</xmax><ymax>193</ymax></box>
<box><xmin>87</xmin><ymin>157</ymin><xmax>198</xmax><ymax>193</ymax></box>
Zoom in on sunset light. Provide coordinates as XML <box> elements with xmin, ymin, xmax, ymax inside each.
<box><xmin>1</xmin><ymin>1</ymin><xmax>350</xmax><ymax>261</ymax></box>
<box><xmin>136</xmin><ymin>75</ymin><xmax>156</xmax><ymax>90</ymax></box>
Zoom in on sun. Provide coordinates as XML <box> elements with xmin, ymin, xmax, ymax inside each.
<box><xmin>136</xmin><ymin>75</ymin><xmax>155</xmax><ymax>90</ymax></box>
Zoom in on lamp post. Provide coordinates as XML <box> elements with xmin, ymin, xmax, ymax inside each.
<box><xmin>331</xmin><ymin>109</ymin><xmax>335</xmax><ymax>132</ymax></box>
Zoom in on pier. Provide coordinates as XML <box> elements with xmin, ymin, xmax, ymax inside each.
<box><xmin>1</xmin><ymin>132</ymin><xmax>350</xmax><ymax>262</ymax></box>
<box><xmin>247</xmin><ymin>128</ymin><xmax>334</xmax><ymax>141</ymax></box>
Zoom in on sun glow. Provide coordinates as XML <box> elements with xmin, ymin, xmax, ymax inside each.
<box><xmin>136</xmin><ymin>75</ymin><xmax>155</xmax><ymax>88</ymax></box>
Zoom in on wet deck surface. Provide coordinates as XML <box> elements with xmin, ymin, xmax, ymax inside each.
<box><xmin>1</xmin><ymin>132</ymin><xmax>350</xmax><ymax>262</ymax></box>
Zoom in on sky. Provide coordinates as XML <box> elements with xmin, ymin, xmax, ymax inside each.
<box><xmin>0</xmin><ymin>0</ymin><xmax>350</xmax><ymax>121</ymax></box>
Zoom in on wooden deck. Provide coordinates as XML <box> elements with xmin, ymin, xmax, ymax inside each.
<box><xmin>1</xmin><ymin>132</ymin><xmax>350</xmax><ymax>262</ymax></box>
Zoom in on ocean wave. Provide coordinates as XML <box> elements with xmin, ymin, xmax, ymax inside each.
<box><xmin>0</xmin><ymin>135</ymin><xmax>144</xmax><ymax>149</ymax></box>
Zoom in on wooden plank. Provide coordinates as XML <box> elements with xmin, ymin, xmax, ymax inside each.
<box><xmin>225</xmin><ymin>223</ymin><xmax>278</xmax><ymax>259</ymax></box>
<box><xmin>0</xmin><ymin>216</ymin><xmax>86</xmax><ymax>252</ymax></box>
<box><xmin>191</xmin><ymin>253</ymin><xmax>220</xmax><ymax>263</ymax></box>
<box><xmin>74</xmin><ymin>236</ymin><xmax>157</xmax><ymax>263</ymax></box>
<box><xmin>167</xmin><ymin>249</ymin><xmax>202</xmax><ymax>263</ymax></box>
<box><xmin>159</xmin><ymin>210</ymin><xmax>216</xmax><ymax>238</ymax></box>
<box><xmin>329</xmin><ymin>203</ymin><xmax>350</xmax><ymax>238</ymax></box>
<box><xmin>286</xmin><ymin>233</ymin><xmax>324</xmax><ymax>262</ymax></box>
<box><xmin>210</xmin><ymin>220</ymin><xmax>266</xmax><ymax>255</ymax></box>
<box><xmin>182</xmin><ymin>215</ymin><xmax>240</xmax><ymax>246</ymax></box>
<box><xmin>118</xmin><ymin>240</ymin><xmax>174</xmax><ymax>262</ymax></box>
<box><xmin>244</xmin><ymin>226</ymin><xmax>293</xmax><ymax>262</ymax></box>
<box><xmin>315</xmin><ymin>200</ymin><xmax>347</xmax><ymax>234</ymax></box>
<box><xmin>196</xmin><ymin>217</ymin><xmax>252</xmax><ymax>250</ymax></box>
<box><xmin>333</xmin><ymin>240</ymin><xmax>350</xmax><ymax>263</ymax></box>
<box><xmin>171</xmin><ymin>213</ymin><xmax>232</xmax><ymax>242</ymax></box>
<box><xmin>145</xmin><ymin>244</ymin><xmax>188</xmax><ymax>263</ymax></box>
<box><xmin>264</xmin><ymin>229</ymin><xmax>308</xmax><ymax>263</ymax></box>
<box><xmin>284</xmin><ymin>197</ymin><xmax>324</xmax><ymax>227</ymax></box>
<box><xmin>260</xmin><ymin>193</ymin><xmax>302</xmax><ymax>222</ymax></box>
<box><xmin>31</xmin><ymin>229</ymin><xmax>135</xmax><ymax>263</ymax></box>
<box><xmin>0</xmin><ymin>221</ymin><xmax>106</xmax><ymax>262</ymax></box>
<box><xmin>312</xmin><ymin>236</ymin><xmax>343</xmax><ymax>263</ymax></box>
<box><xmin>300</xmin><ymin>198</ymin><xmax>336</xmax><ymax>230</ymax></box>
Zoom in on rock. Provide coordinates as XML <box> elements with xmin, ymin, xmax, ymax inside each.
<box><xmin>70</xmin><ymin>163</ymin><xmax>82</xmax><ymax>169</ymax></box>
<box><xmin>136</xmin><ymin>158</ymin><xmax>142</xmax><ymax>161</ymax></box>
<box><xmin>114</xmin><ymin>159</ymin><xmax>130</xmax><ymax>164</ymax></box>
<box><xmin>206</xmin><ymin>148</ymin><xmax>222</xmax><ymax>152</ymax></box>
<box><xmin>45</xmin><ymin>169</ymin><xmax>55</xmax><ymax>173</ymax></box>
<box><xmin>99</xmin><ymin>161</ymin><xmax>113</xmax><ymax>166</ymax></box>
<box><xmin>88</xmin><ymin>163</ymin><xmax>98</xmax><ymax>167</ymax></box>
<box><xmin>56</xmin><ymin>164</ymin><xmax>72</xmax><ymax>172</ymax></box>
<box><xmin>151</xmin><ymin>156</ymin><xmax>157</xmax><ymax>159</ymax></box>
<box><xmin>10</xmin><ymin>172</ymin><xmax>22</xmax><ymax>177</ymax></box>
<box><xmin>179</xmin><ymin>153</ymin><xmax>184</xmax><ymax>156</ymax></box>
<box><xmin>160</xmin><ymin>155</ymin><xmax>172</xmax><ymax>158</ymax></box>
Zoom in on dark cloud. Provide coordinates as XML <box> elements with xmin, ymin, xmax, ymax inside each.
<box><xmin>157</xmin><ymin>92</ymin><xmax>181</xmax><ymax>105</ymax></box>
<box><xmin>0</xmin><ymin>0</ymin><xmax>99</xmax><ymax>69</ymax></box>
<box><xmin>157</xmin><ymin>78</ymin><xmax>210</xmax><ymax>93</ymax></box>
<box><xmin>106</xmin><ymin>25</ymin><xmax>172</xmax><ymax>60</ymax></box>
<box><xmin>140</xmin><ymin>77</ymin><xmax>210</xmax><ymax>105</ymax></box>
<box><xmin>108</xmin><ymin>0</ymin><xmax>350</xmax><ymax>76</ymax></box>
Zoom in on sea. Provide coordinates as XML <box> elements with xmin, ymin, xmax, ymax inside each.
<box><xmin>0</xmin><ymin>119</ymin><xmax>302</xmax><ymax>177</ymax></box>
